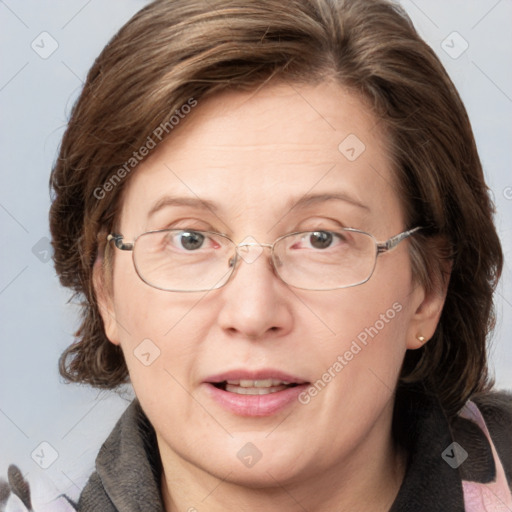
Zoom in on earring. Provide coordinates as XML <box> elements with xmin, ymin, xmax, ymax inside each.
<box><xmin>417</xmin><ymin>335</ymin><xmax>426</xmax><ymax>343</ymax></box>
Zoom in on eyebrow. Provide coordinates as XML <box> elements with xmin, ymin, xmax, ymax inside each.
<box><xmin>147</xmin><ymin>191</ymin><xmax>369</xmax><ymax>220</ymax></box>
<box><xmin>148</xmin><ymin>196</ymin><xmax>219</xmax><ymax>218</ymax></box>
<box><xmin>288</xmin><ymin>192</ymin><xmax>370</xmax><ymax>212</ymax></box>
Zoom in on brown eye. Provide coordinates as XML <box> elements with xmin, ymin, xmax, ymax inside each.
<box><xmin>309</xmin><ymin>231</ymin><xmax>333</xmax><ymax>249</ymax></box>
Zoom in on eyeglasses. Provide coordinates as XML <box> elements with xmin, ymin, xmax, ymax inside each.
<box><xmin>107</xmin><ymin>226</ymin><xmax>422</xmax><ymax>292</ymax></box>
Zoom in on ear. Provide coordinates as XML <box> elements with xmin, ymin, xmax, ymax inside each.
<box><xmin>93</xmin><ymin>258</ymin><xmax>121</xmax><ymax>345</ymax></box>
<box><xmin>405</xmin><ymin>266</ymin><xmax>451</xmax><ymax>350</ymax></box>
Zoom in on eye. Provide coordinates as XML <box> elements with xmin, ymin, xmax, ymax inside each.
<box><xmin>308</xmin><ymin>231</ymin><xmax>334</xmax><ymax>249</ymax></box>
<box><xmin>173</xmin><ymin>231</ymin><xmax>206</xmax><ymax>251</ymax></box>
<box><xmin>289</xmin><ymin>231</ymin><xmax>344</xmax><ymax>251</ymax></box>
<box><xmin>299</xmin><ymin>231</ymin><xmax>346</xmax><ymax>250</ymax></box>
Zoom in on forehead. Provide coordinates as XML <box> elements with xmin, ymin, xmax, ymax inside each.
<box><xmin>119</xmin><ymin>80</ymin><xmax>402</xmax><ymax>234</ymax></box>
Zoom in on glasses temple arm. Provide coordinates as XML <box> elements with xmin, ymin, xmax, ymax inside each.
<box><xmin>376</xmin><ymin>227</ymin><xmax>423</xmax><ymax>254</ymax></box>
<box><xmin>107</xmin><ymin>233</ymin><xmax>134</xmax><ymax>251</ymax></box>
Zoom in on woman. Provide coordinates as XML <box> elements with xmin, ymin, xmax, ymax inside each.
<box><xmin>7</xmin><ymin>0</ymin><xmax>511</xmax><ymax>510</ymax></box>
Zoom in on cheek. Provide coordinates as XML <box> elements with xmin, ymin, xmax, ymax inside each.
<box><xmin>293</xmin><ymin>294</ymin><xmax>407</xmax><ymax>462</ymax></box>
<box><xmin>302</xmin><ymin>288</ymin><xmax>408</xmax><ymax>386</ymax></box>
<box><xmin>296</xmin><ymin>255</ymin><xmax>413</xmax><ymax>410</ymax></box>
<box><xmin>111</xmin><ymin>253</ymin><xmax>209</xmax><ymax>339</ymax></box>
<box><xmin>110</xmin><ymin>258</ymin><xmax>216</xmax><ymax>397</ymax></box>
<box><xmin>298</xmin><ymin>268</ymin><xmax>411</xmax><ymax>355</ymax></box>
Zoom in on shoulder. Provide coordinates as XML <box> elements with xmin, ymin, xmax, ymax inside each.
<box><xmin>472</xmin><ymin>390</ymin><xmax>512</xmax><ymax>485</ymax></box>
<box><xmin>77</xmin><ymin>399</ymin><xmax>162</xmax><ymax>511</ymax></box>
<box><xmin>472</xmin><ymin>389</ymin><xmax>512</xmax><ymax>424</ymax></box>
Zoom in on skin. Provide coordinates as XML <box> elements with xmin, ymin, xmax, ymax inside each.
<box><xmin>96</xmin><ymin>80</ymin><xmax>447</xmax><ymax>512</ymax></box>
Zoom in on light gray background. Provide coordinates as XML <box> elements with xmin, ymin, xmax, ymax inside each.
<box><xmin>1</xmin><ymin>0</ymin><xmax>511</xmax><ymax>501</ymax></box>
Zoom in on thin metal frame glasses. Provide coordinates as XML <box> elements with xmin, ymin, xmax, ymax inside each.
<box><xmin>107</xmin><ymin>226</ymin><xmax>422</xmax><ymax>292</ymax></box>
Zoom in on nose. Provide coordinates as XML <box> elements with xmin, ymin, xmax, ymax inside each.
<box><xmin>217</xmin><ymin>244</ymin><xmax>293</xmax><ymax>340</ymax></box>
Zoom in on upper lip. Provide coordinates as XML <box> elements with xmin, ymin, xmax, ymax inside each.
<box><xmin>204</xmin><ymin>369</ymin><xmax>309</xmax><ymax>384</ymax></box>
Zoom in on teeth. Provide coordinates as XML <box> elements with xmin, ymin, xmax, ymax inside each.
<box><xmin>226</xmin><ymin>379</ymin><xmax>291</xmax><ymax>388</ymax></box>
<box><xmin>225</xmin><ymin>384</ymin><xmax>289</xmax><ymax>395</ymax></box>
<box><xmin>222</xmin><ymin>379</ymin><xmax>295</xmax><ymax>395</ymax></box>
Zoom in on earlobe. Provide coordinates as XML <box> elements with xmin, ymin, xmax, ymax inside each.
<box><xmin>409</xmin><ymin>333</ymin><xmax>428</xmax><ymax>350</ymax></box>
<box><xmin>405</xmin><ymin>276</ymin><xmax>449</xmax><ymax>350</ymax></box>
<box><xmin>405</xmin><ymin>246</ymin><xmax>452</xmax><ymax>350</ymax></box>
<box><xmin>93</xmin><ymin>259</ymin><xmax>121</xmax><ymax>345</ymax></box>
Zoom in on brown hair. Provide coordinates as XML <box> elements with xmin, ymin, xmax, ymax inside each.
<box><xmin>50</xmin><ymin>0</ymin><xmax>502</xmax><ymax>417</ymax></box>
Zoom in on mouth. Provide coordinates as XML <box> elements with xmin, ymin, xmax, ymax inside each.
<box><xmin>204</xmin><ymin>370</ymin><xmax>309</xmax><ymax>416</ymax></box>
<box><xmin>212</xmin><ymin>379</ymin><xmax>299</xmax><ymax>395</ymax></box>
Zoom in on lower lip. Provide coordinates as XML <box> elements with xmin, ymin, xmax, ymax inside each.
<box><xmin>204</xmin><ymin>383</ymin><xmax>308</xmax><ymax>417</ymax></box>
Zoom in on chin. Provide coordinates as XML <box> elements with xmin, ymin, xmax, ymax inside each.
<box><xmin>211</xmin><ymin>435</ymin><xmax>315</xmax><ymax>487</ymax></box>
<box><xmin>207</xmin><ymin>456</ymin><xmax>308</xmax><ymax>489</ymax></box>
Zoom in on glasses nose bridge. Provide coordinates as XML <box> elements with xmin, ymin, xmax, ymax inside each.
<box><xmin>230</xmin><ymin>239</ymin><xmax>276</xmax><ymax>271</ymax></box>
<box><xmin>236</xmin><ymin>240</ymin><xmax>273</xmax><ymax>251</ymax></box>
<box><xmin>235</xmin><ymin>239</ymin><xmax>274</xmax><ymax>260</ymax></box>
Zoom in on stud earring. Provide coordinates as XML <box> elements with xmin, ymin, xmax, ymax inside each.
<box><xmin>417</xmin><ymin>335</ymin><xmax>426</xmax><ymax>343</ymax></box>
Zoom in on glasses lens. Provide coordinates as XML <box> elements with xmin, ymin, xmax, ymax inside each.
<box><xmin>273</xmin><ymin>230</ymin><xmax>377</xmax><ymax>290</ymax></box>
<box><xmin>133</xmin><ymin>230</ymin><xmax>234</xmax><ymax>291</ymax></box>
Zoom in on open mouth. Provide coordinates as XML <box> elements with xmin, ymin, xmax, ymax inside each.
<box><xmin>205</xmin><ymin>372</ymin><xmax>310</xmax><ymax>416</ymax></box>
<box><xmin>212</xmin><ymin>379</ymin><xmax>300</xmax><ymax>395</ymax></box>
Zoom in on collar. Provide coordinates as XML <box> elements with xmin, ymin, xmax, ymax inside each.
<box><xmin>78</xmin><ymin>399</ymin><xmax>164</xmax><ymax>511</ymax></box>
<box><xmin>390</xmin><ymin>385</ymin><xmax>467</xmax><ymax>511</ymax></box>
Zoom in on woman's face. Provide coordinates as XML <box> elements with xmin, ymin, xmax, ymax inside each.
<box><xmin>98</xmin><ymin>81</ymin><xmax>442</xmax><ymax>490</ymax></box>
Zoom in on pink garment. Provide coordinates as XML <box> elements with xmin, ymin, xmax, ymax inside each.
<box><xmin>460</xmin><ymin>401</ymin><xmax>512</xmax><ymax>511</ymax></box>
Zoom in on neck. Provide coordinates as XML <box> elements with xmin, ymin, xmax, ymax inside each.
<box><xmin>159</xmin><ymin>409</ymin><xmax>406</xmax><ymax>512</ymax></box>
